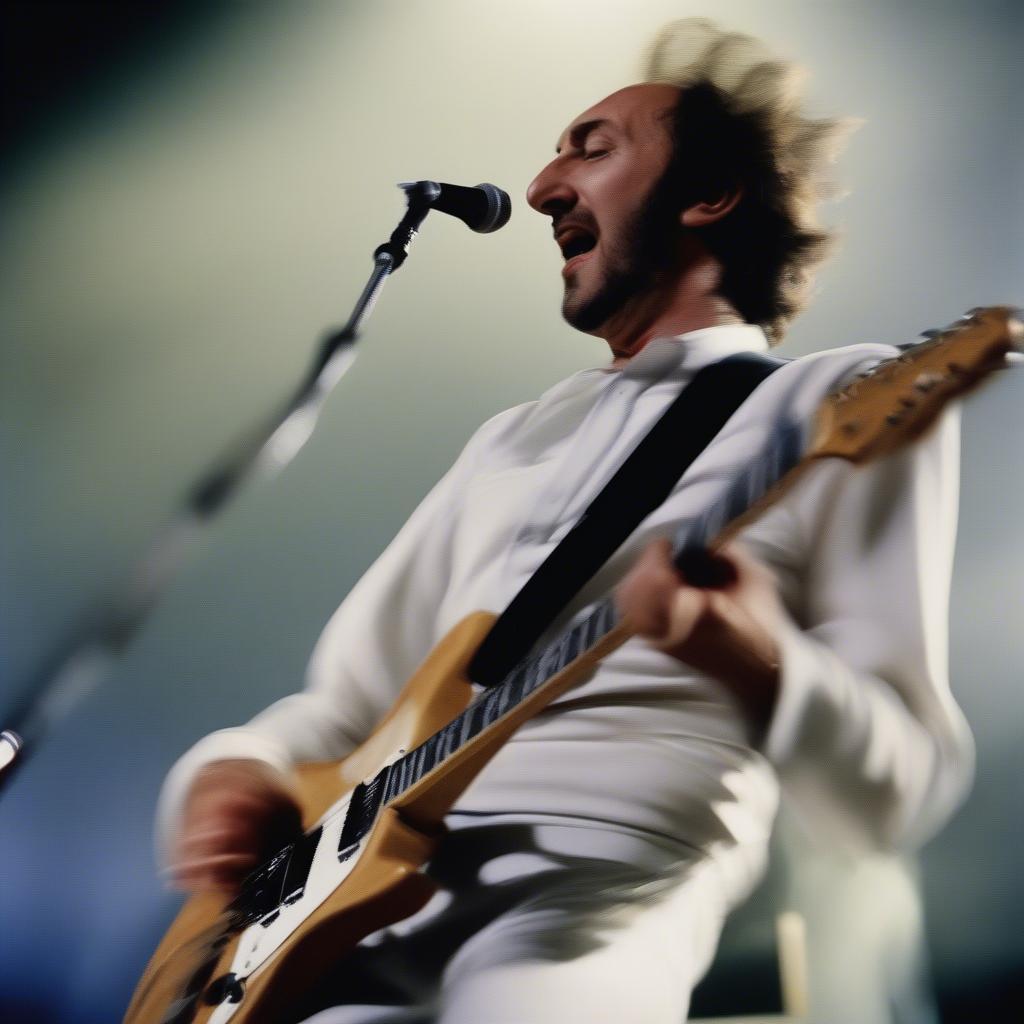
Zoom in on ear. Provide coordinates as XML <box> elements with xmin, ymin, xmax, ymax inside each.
<box><xmin>680</xmin><ymin>186</ymin><xmax>744</xmax><ymax>228</ymax></box>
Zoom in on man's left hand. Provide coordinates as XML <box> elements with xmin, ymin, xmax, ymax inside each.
<box><xmin>615</xmin><ymin>539</ymin><xmax>783</xmax><ymax>729</ymax></box>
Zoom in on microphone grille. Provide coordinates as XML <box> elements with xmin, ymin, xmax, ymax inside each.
<box><xmin>474</xmin><ymin>183</ymin><xmax>512</xmax><ymax>233</ymax></box>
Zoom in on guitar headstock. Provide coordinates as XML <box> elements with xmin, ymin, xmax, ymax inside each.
<box><xmin>809</xmin><ymin>305</ymin><xmax>1023</xmax><ymax>463</ymax></box>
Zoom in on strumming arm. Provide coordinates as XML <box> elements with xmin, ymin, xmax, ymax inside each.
<box><xmin>155</xmin><ymin>405</ymin><xmax>525</xmax><ymax>865</ymax></box>
<box><xmin>762</xmin><ymin>406</ymin><xmax>973</xmax><ymax>851</ymax></box>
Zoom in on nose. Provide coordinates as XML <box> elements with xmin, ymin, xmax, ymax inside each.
<box><xmin>526</xmin><ymin>158</ymin><xmax>576</xmax><ymax>216</ymax></box>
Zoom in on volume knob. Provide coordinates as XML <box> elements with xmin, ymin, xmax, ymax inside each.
<box><xmin>204</xmin><ymin>972</ymin><xmax>246</xmax><ymax>1005</ymax></box>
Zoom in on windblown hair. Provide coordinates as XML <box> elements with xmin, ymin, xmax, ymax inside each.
<box><xmin>643</xmin><ymin>19</ymin><xmax>856</xmax><ymax>344</ymax></box>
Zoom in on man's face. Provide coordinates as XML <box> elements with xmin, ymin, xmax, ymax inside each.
<box><xmin>526</xmin><ymin>83</ymin><xmax>683</xmax><ymax>335</ymax></box>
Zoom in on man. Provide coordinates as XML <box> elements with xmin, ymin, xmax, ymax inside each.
<box><xmin>158</xmin><ymin>19</ymin><xmax>972</xmax><ymax>1023</ymax></box>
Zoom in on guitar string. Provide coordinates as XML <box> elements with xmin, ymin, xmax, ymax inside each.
<box><xmin>339</xmin><ymin>322</ymin><xmax>997</xmax><ymax>819</ymax></box>
<box><xmin>230</xmin><ymin>416</ymin><xmax>807</xmax><ymax>925</ymax></box>
<box><xmin>230</xmin><ymin>320</ymin><xmax>1000</xmax><ymax>917</ymax></box>
<box><xmin>376</xmin><ymin>416</ymin><xmax>806</xmax><ymax>806</ymax></box>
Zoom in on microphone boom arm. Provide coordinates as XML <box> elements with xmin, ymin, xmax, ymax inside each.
<box><xmin>0</xmin><ymin>180</ymin><xmax>482</xmax><ymax>795</ymax></box>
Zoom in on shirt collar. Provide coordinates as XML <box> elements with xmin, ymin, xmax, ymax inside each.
<box><xmin>612</xmin><ymin>324</ymin><xmax>770</xmax><ymax>382</ymax></box>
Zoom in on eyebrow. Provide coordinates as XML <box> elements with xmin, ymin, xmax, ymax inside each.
<box><xmin>555</xmin><ymin>117</ymin><xmax>613</xmax><ymax>155</ymax></box>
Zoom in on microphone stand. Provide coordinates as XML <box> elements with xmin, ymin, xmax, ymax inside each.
<box><xmin>0</xmin><ymin>185</ymin><xmax>437</xmax><ymax>795</ymax></box>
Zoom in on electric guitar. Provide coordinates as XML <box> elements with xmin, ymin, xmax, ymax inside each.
<box><xmin>125</xmin><ymin>307</ymin><xmax>1022</xmax><ymax>1024</ymax></box>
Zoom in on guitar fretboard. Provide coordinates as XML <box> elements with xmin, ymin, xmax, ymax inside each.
<box><xmin>369</xmin><ymin>417</ymin><xmax>806</xmax><ymax>821</ymax></box>
<box><xmin>230</xmin><ymin>413</ymin><xmax>806</xmax><ymax>922</ymax></box>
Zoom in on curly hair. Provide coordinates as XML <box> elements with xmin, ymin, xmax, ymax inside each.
<box><xmin>643</xmin><ymin>19</ymin><xmax>857</xmax><ymax>344</ymax></box>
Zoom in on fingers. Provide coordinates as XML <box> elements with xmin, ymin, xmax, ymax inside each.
<box><xmin>617</xmin><ymin>538</ymin><xmax>782</xmax><ymax>690</ymax></box>
<box><xmin>186</xmin><ymin>787</ymin><xmax>301</xmax><ymax>843</ymax></box>
<box><xmin>616</xmin><ymin>538</ymin><xmax>715</xmax><ymax>649</ymax></box>
<box><xmin>674</xmin><ymin>545</ymin><xmax>738</xmax><ymax>588</ymax></box>
<box><xmin>660</xmin><ymin>582</ymin><xmax>711</xmax><ymax>652</ymax></box>
<box><xmin>169</xmin><ymin>760</ymin><xmax>302</xmax><ymax>896</ymax></box>
<box><xmin>170</xmin><ymin>816</ymin><xmax>266</xmax><ymax>894</ymax></box>
<box><xmin>170</xmin><ymin>850</ymin><xmax>263</xmax><ymax>894</ymax></box>
<box><xmin>714</xmin><ymin>542</ymin><xmax>776</xmax><ymax>590</ymax></box>
<box><xmin>616</xmin><ymin>538</ymin><xmax>683</xmax><ymax>639</ymax></box>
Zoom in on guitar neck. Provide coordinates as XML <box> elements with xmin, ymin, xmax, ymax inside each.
<box><xmin>130</xmin><ymin>309</ymin><xmax>1021</xmax><ymax>1024</ymax></box>
<box><xmin>339</xmin><ymin>416</ymin><xmax>810</xmax><ymax>835</ymax></box>
<box><xmin>332</xmin><ymin>305</ymin><xmax>1024</xmax><ymax>840</ymax></box>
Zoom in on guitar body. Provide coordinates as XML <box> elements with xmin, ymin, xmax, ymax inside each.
<box><xmin>125</xmin><ymin>611</ymin><xmax>496</xmax><ymax>1024</ymax></box>
<box><xmin>126</xmin><ymin>308</ymin><xmax>1022</xmax><ymax>1023</ymax></box>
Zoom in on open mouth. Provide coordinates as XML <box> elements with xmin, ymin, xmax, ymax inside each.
<box><xmin>558</xmin><ymin>229</ymin><xmax>598</xmax><ymax>262</ymax></box>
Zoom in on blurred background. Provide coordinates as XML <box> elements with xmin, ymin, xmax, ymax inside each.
<box><xmin>1</xmin><ymin>1</ymin><xmax>1021</xmax><ymax>1021</ymax></box>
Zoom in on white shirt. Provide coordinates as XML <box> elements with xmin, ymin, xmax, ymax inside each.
<box><xmin>158</xmin><ymin>324</ymin><xmax>973</xmax><ymax>894</ymax></box>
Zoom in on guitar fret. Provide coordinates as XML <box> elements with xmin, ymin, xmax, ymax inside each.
<box><xmin>488</xmin><ymin>692</ymin><xmax>504</xmax><ymax>725</ymax></box>
<box><xmin>421</xmin><ymin>739</ymin><xmax>438</xmax><ymax>777</ymax></box>
<box><xmin>396</xmin><ymin>754</ymin><xmax>410</xmax><ymax>794</ymax></box>
<box><xmin>506</xmin><ymin>666</ymin><xmax>527</xmax><ymax>705</ymax></box>
<box><xmin>385</xmin><ymin>761</ymin><xmax>400</xmax><ymax>802</ymax></box>
<box><xmin>516</xmin><ymin>658</ymin><xmax>536</xmax><ymax>696</ymax></box>
<box><xmin>557</xmin><ymin>624</ymin><xmax>574</xmax><ymax>661</ymax></box>
<box><xmin>563</xmin><ymin>622</ymin><xmax>583</xmax><ymax>664</ymax></box>
<box><xmin>532</xmin><ymin>643</ymin><xmax>558</xmax><ymax>690</ymax></box>
<box><xmin>557</xmin><ymin>629</ymin><xmax>575</xmax><ymax>668</ymax></box>
<box><xmin>448</xmin><ymin>717</ymin><xmax>465</xmax><ymax>750</ymax></box>
<box><xmin>579</xmin><ymin>608</ymin><xmax>601</xmax><ymax>650</ymax></box>
<box><xmin>437</xmin><ymin>722</ymin><xmax>457</xmax><ymax>760</ymax></box>
<box><xmin>468</xmin><ymin>694</ymin><xmax>489</xmax><ymax>737</ymax></box>
<box><xmin>479</xmin><ymin>690</ymin><xmax>496</xmax><ymax>723</ymax></box>
<box><xmin>495</xmin><ymin>678</ymin><xmax>513</xmax><ymax>718</ymax></box>
<box><xmin>524</xmin><ymin>654</ymin><xmax>544</xmax><ymax>695</ymax></box>
<box><xmin>382</xmin><ymin>766</ymin><xmax>398</xmax><ymax>804</ymax></box>
<box><xmin>457</xmin><ymin>705</ymin><xmax>473</xmax><ymax>746</ymax></box>
<box><xmin>416</xmin><ymin>741</ymin><xmax>429</xmax><ymax>777</ymax></box>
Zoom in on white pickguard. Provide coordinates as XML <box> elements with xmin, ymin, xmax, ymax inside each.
<box><xmin>205</xmin><ymin>781</ymin><xmax>370</xmax><ymax>1023</ymax></box>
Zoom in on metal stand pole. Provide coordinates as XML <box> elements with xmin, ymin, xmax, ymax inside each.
<box><xmin>0</xmin><ymin>189</ymin><xmax>434</xmax><ymax>794</ymax></box>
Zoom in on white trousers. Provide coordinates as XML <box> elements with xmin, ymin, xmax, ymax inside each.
<box><xmin>297</xmin><ymin>813</ymin><xmax>763</xmax><ymax>1024</ymax></box>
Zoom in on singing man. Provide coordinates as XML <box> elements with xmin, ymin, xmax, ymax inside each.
<box><xmin>157</xmin><ymin>19</ymin><xmax>971</xmax><ymax>1023</ymax></box>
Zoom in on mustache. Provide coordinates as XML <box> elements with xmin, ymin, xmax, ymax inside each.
<box><xmin>552</xmin><ymin>212</ymin><xmax>599</xmax><ymax>239</ymax></box>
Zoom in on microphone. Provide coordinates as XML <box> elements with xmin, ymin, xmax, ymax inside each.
<box><xmin>398</xmin><ymin>180</ymin><xmax>511</xmax><ymax>233</ymax></box>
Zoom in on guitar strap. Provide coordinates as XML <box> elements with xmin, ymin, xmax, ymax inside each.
<box><xmin>467</xmin><ymin>350</ymin><xmax>787</xmax><ymax>688</ymax></box>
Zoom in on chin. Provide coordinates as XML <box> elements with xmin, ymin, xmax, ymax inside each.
<box><xmin>562</xmin><ymin>280</ymin><xmax>623</xmax><ymax>335</ymax></box>
<box><xmin>562</xmin><ymin>293</ymin><xmax>600</xmax><ymax>334</ymax></box>
<box><xmin>561</xmin><ymin>269</ymin><xmax>602</xmax><ymax>331</ymax></box>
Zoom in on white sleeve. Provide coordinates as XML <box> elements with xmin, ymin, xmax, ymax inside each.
<box><xmin>762</xmin><ymin>406</ymin><xmax>974</xmax><ymax>852</ymax></box>
<box><xmin>155</xmin><ymin>409</ymin><xmax>518</xmax><ymax>864</ymax></box>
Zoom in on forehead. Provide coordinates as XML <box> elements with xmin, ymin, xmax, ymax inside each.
<box><xmin>555</xmin><ymin>83</ymin><xmax>680</xmax><ymax>152</ymax></box>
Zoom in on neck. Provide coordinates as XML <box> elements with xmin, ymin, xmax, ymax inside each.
<box><xmin>601</xmin><ymin>249</ymin><xmax>743</xmax><ymax>369</ymax></box>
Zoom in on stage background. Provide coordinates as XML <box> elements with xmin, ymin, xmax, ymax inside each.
<box><xmin>1</xmin><ymin>1</ymin><xmax>1021</xmax><ymax>1020</ymax></box>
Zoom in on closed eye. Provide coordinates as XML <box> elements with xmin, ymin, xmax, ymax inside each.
<box><xmin>583</xmin><ymin>149</ymin><xmax>609</xmax><ymax>161</ymax></box>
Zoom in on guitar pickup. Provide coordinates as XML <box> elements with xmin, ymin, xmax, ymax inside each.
<box><xmin>280</xmin><ymin>825</ymin><xmax>322</xmax><ymax>906</ymax></box>
<box><xmin>337</xmin><ymin>768</ymin><xmax>390</xmax><ymax>861</ymax></box>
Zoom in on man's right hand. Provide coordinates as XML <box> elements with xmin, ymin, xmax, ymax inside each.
<box><xmin>169</xmin><ymin>759</ymin><xmax>303</xmax><ymax>895</ymax></box>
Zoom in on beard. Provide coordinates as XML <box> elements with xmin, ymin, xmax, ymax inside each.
<box><xmin>561</xmin><ymin>166</ymin><xmax>684</xmax><ymax>333</ymax></box>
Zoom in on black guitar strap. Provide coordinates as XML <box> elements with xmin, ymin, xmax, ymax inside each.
<box><xmin>467</xmin><ymin>350</ymin><xmax>787</xmax><ymax>688</ymax></box>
